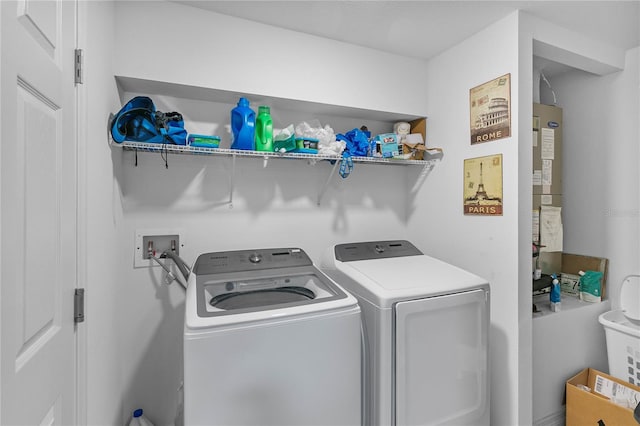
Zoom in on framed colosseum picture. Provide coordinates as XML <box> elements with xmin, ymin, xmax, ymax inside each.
<box><xmin>470</xmin><ymin>74</ymin><xmax>511</xmax><ymax>145</ymax></box>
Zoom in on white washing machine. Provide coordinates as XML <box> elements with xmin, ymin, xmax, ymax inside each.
<box><xmin>321</xmin><ymin>240</ymin><xmax>490</xmax><ymax>426</ymax></box>
<box><xmin>184</xmin><ymin>247</ymin><xmax>361</xmax><ymax>426</ymax></box>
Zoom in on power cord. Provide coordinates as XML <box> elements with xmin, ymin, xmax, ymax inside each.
<box><xmin>540</xmin><ymin>71</ymin><xmax>557</xmax><ymax>106</ymax></box>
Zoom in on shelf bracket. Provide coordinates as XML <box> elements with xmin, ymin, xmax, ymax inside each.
<box><xmin>228</xmin><ymin>153</ymin><xmax>236</xmax><ymax>209</ymax></box>
<box><xmin>317</xmin><ymin>160</ymin><xmax>341</xmax><ymax>206</ymax></box>
<box><xmin>409</xmin><ymin>162</ymin><xmax>436</xmax><ymax>195</ymax></box>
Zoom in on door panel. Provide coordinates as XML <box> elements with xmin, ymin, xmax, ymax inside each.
<box><xmin>395</xmin><ymin>289</ymin><xmax>489</xmax><ymax>426</ymax></box>
<box><xmin>15</xmin><ymin>82</ymin><xmax>61</xmax><ymax>371</ymax></box>
<box><xmin>18</xmin><ymin>0</ymin><xmax>58</xmax><ymax>58</ymax></box>
<box><xmin>1</xmin><ymin>0</ymin><xmax>77</xmax><ymax>424</ymax></box>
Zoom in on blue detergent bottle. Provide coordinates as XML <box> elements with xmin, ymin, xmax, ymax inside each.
<box><xmin>230</xmin><ymin>97</ymin><xmax>255</xmax><ymax>150</ymax></box>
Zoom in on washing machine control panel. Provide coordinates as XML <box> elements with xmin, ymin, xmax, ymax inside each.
<box><xmin>191</xmin><ymin>247</ymin><xmax>350</xmax><ymax>319</ymax></box>
<box><xmin>193</xmin><ymin>248</ymin><xmax>312</xmax><ymax>275</ymax></box>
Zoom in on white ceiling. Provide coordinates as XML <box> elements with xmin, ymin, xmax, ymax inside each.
<box><xmin>173</xmin><ymin>1</ymin><xmax>639</xmax><ymax>67</ymax></box>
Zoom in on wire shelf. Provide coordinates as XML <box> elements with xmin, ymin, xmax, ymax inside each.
<box><xmin>110</xmin><ymin>139</ymin><xmax>443</xmax><ymax>207</ymax></box>
<box><xmin>111</xmin><ymin>140</ymin><xmax>441</xmax><ymax>166</ymax></box>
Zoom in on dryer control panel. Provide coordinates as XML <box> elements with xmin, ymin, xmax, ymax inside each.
<box><xmin>335</xmin><ymin>240</ymin><xmax>422</xmax><ymax>262</ymax></box>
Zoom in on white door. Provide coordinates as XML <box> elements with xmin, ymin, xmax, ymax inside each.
<box><xmin>1</xmin><ymin>0</ymin><xmax>78</xmax><ymax>424</ymax></box>
<box><xmin>395</xmin><ymin>289</ymin><xmax>489</xmax><ymax>426</ymax></box>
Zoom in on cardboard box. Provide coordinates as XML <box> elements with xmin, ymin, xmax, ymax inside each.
<box><xmin>397</xmin><ymin>132</ymin><xmax>428</xmax><ymax>160</ymax></box>
<box><xmin>409</xmin><ymin>117</ymin><xmax>427</xmax><ymax>143</ymax></box>
<box><xmin>566</xmin><ymin>368</ymin><xmax>640</xmax><ymax>426</ymax></box>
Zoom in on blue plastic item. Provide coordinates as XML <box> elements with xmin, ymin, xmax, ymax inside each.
<box><xmin>337</xmin><ymin>128</ymin><xmax>369</xmax><ymax>157</ymax></box>
<box><xmin>230</xmin><ymin>98</ymin><xmax>256</xmax><ymax>150</ymax></box>
<box><xmin>550</xmin><ymin>275</ymin><xmax>561</xmax><ymax>303</ymax></box>
<box><xmin>550</xmin><ymin>273</ymin><xmax>561</xmax><ymax>311</ymax></box>
<box><xmin>291</xmin><ymin>148</ymin><xmax>318</xmax><ymax>154</ymax></box>
<box><xmin>339</xmin><ymin>152</ymin><xmax>353</xmax><ymax>178</ymax></box>
<box><xmin>188</xmin><ymin>134</ymin><xmax>220</xmax><ymax>148</ymax></box>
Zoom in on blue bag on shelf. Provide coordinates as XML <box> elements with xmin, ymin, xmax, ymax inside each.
<box><xmin>111</xmin><ymin>96</ymin><xmax>187</xmax><ymax>145</ymax></box>
<box><xmin>337</xmin><ymin>128</ymin><xmax>370</xmax><ymax>157</ymax></box>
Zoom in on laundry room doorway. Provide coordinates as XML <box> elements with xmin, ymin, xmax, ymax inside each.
<box><xmin>1</xmin><ymin>0</ymin><xmax>80</xmax><ymax>424</ymax></box>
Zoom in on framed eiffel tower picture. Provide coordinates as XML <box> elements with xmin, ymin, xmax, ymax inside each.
<box><xmin>464</xmin><ymin>154</ymin><xmax>503</xmax><ymax>215</ymax></box>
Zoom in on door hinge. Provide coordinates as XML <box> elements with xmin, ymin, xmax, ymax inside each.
<box><xmin>74</xmin><ymin>49</ymin><xmax>83</xmax><ymax>84</ymax></box>
<box><xmin>74</xmin><ymin>288</ymin><xmax>85</xmax><ymax>323</ymax></box>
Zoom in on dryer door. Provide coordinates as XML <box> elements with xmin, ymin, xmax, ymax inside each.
<box><xmin>395</xmin><ymin>289</ymin><xmax>489</xmax><ymax>426</ymax></box>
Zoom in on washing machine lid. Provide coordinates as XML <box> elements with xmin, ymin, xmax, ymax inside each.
<box><xmin>188</xmin><ymin>248</ymin><xmax>356</xmax><ymax>326</ymax></box>
<box><xmin>332</xmin><ymin>240</ymin><xmax>489</xmax><ymax>308</ymax></box>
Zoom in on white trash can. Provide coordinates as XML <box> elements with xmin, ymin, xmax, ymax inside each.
<box><xmin>599</xmin><ymin>275</ymin><xmax>640</xmax><ymax>385</ymax></box>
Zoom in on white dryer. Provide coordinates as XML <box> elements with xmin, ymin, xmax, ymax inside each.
<box><xmin>321</xmin><ymin>240</ymin><xmax>490</xmax><ymax>426</ymax></box>
<box><xmin>184</xmin><ymin>247</ymin><xmax>361</xmax><ymax>426</ymax></box>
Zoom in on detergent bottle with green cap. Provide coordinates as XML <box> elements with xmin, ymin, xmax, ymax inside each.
<box><xmin>230</xmin><ymin>97</ymin><xmax>255</xmax><ymax>150</ymax></box>
<box><xmin>255</xmin><ymin>105</ymin><xmax>273</xmax><ymax>152</ymax></box>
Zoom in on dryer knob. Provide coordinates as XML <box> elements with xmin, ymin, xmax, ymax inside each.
<box><xmin>249</xmin><ymin>253</ymin><xmax>262</xmax><ymax>263</ymax></box>
<box><xmin>375</xmin><ymin>244</ymin><xmax>385</xmax><ymax>253</ymax></box>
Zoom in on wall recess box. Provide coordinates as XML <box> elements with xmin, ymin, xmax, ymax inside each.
<box><xmin>134</xmin><ymin>228</ymin><xmax>186</xmax><ymax>268</ymax></box>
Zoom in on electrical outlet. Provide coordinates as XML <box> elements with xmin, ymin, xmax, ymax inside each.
<box><xmin>134</xmin><ymin>228</ymin><xmax>185</xmax><ymax>268</ymax></box>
